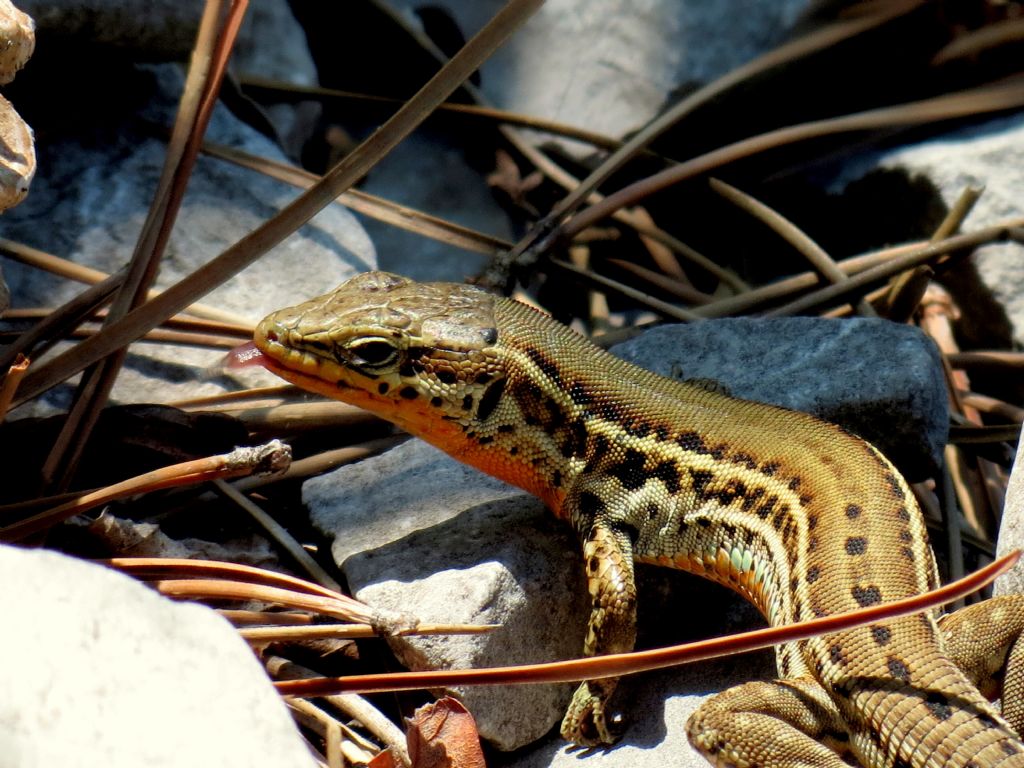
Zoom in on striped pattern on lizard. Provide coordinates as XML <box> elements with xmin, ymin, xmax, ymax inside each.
<box><xmin>251</xmin><ymin>271</ymin><xmax>1024</xmax><ymax>768</ymax></box>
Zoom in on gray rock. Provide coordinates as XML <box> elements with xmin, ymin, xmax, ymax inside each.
<box><xmin>3</xmin><ymin>63</ymin><xmax>374</xmax><ymax>413</ymax></box>
<box><xmin>0</xmin><ymin>543</ymin><xmax>309</xmax><ymax>768</ymax></box>
<box><xmin>305</xmin><ymin>439</ymin><xmax>590</xmax><ymax>750</ymax></box>
<box><xmin>610</xmin><ymin>317</ymin><xmax>947</xmax><ymax>480</ymax></box>
<box><xmin>387</xmin><ymin>0</ymin><xmax>813</xmax><ymax>154</ymax></box>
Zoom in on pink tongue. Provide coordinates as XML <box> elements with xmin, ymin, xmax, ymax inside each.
<box><xmin>225</xmin><ymin>341</ymin><xmax>268</xmax><ymax>369</ymax></box>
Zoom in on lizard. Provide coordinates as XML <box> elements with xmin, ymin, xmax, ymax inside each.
<box><xmin>248</xmin><ymin>270</ymin><xmax>1024</xmax><ymax>767</ymax></box>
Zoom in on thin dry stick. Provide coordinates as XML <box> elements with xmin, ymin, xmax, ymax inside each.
<box><xmin>551</xmin><ymin>259</ymin><xmax>702</xmax><ymax>322</ymax></box>
<box><xmin>879</xmin><ymin>186</ymin><xmax>983</xmax><ymax>320</ymax></box>
<box><xmin>0</xmin><ymin>354</ymin><xmax>29</xmax><ymax>422</ymax></box>
<box><xmin>558</xmin><ymin>80</ymin><xmax>1024</xmax><ymax>243</ymax></box>
<box><xmin>156</xmin><ymin>579</ymin><xmax>419</xmax><ymax>629</ymax></box>
<box><xmin>241</xmin><ymin>623</ymin><xmax>496</xmax><ymax>642</ymax></box>
<box><xmin>13</xmin><ymin>0</ymin><xmax>544</xmax><ymax>409</ymax></box>
<box><xmin>922</xmin><ymin>286</ymin><xmax>999</xmax><ymax>544</ymax></box>
<box><xmin>763</xmin><ymin>220</ymin><xmax>1024</xmax><ymax>317</ymax></box>
<box><xmin>0</xmin><ymin>441</ymin><xmax>290</xmax><ymax>542</ymax></box>
<box><xmin>902</xmin><ymin>189</ymin><xmax>986</xmax><ymax>579</ymax></box>
<box><xmin>232</xmin><ymin>437</ymin><xmax>407</xmax><ymax>489</ymax></box>
<box><xmin>708</xmin><ymin>178</ymin><xmax>876</xmax><ymax>317</ymax></box>
<box><xmin>107</xmin><ymin>556</ymin><xmax>365</xmax><ymax>603</ymax></box>
<box><xmin>231</xmin><ymin>401</ymin><xmax>377</xmax><ymax>435</ymax></box>
<box><xmin>0</xmin><ymin>268</ymin><xmax>127</xmax><ymax>371</ymax></box>
<box><xmin>202</xmin><ymin>141</ymin><xmax>511</xmax><ymax>257</ymax></box>
<box><xmin>695</xmin><ymin>242</ymin><xmax>925</xmax><ymax>318</ymax></box>
<box><xmin>0</xmin><ymin>323</ymin><xmax>246</xmax><ymax>350</ymax></box>
<box><xmin>604</xmin><ymin>259</ymin><xmax>715</xmax><ymax>304</ymax></box>
<box><xmin>168</xmin><ymin>384</ymin><xmax>296</xmax><ymax>409</ymax></box>
<box><xmin>239</xmin><ymin>75</ymin><xmax>627</xmax><ymax>153</ymax></box>
<box><xmin>220</xmin><ymin>609</ymin><xmax>314</xmax><ymax>625</ymax></box>
<box><xmin>212</xmin><ymin>478</ymin><xmax>342</xmax><ymax>592</ymax></box>
<box><xmin>932</xmin><ymin>17</ymin><xmax>1024</xmax><ymax>65</ymax></box>
<box><xmin>184</xmin><ymin>438</ymin><xmax>405</xmax><ymax>509</ymax></box>
<box><xmin>269</xmin><ymin>656</ymin><xmax>411</xmax><ymax>768</ymax></box>
<box><xmin>4</xmin><ymin>307</ymin><xmax>251</xmax><ymax>338</ymax></box>
<box><xmin>958</xmin><ymin>392</ymin><xmax>1024</xmax><ymax>423</ymax></box>
<box><xmin>878</xmin><ymin>266</ymin><xmax>933</xmax><ymax>324</ymax></box>
<box><xmin>949</xmin><ymin>424</ymin><xmax>1022</xmax><ymax>444</ymax></box>
<box><xmin>287</xmin><ymin>697</ymin><xmax>372</xmax><ymax>766</ymax></box>
<box><xmin>0</xmin><ymin>238</ymin><xmax>250</xmax><ymax>325</ymax></box>
<box><xmin>948</xmin><ymin>351</ymin><xmax>1024</xmax><ymax>370</ymax></box>
<box><xmin>325</xmin><ymin>720</ymin><xmax>342</xmax><ymax>768</ymax></box>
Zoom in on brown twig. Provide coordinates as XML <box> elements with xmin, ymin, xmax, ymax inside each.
<box><xmin>0</xmin><ymin>441</ymin><xmax>291</xmax><ymax>542</ymax></box>
<box><xmin>0</xmin><ymin>238</ymin><xmax>247</xmax><ymax>326</ymax></box>
<box><xmin>558</xmin><ymin>80</ymin><xmax>1024</xmax><ymax>244</ymax></box>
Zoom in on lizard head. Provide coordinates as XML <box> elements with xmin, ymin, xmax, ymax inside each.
<box><xmin>252</xmin><ymin>271</ymin><xmax>507</xmax><ymax>438</ymax></box>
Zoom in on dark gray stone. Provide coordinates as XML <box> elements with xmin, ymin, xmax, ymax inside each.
<box><xmin>610</xmin><ymin>317</ymin><xmax>947</xmax><ymax>481</ymax></box>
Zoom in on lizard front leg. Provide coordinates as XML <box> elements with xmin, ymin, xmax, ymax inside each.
<box><xmin>560</xmin><ymin>488</ymin><xmax>639</xmax><ymax>746</ymax></box>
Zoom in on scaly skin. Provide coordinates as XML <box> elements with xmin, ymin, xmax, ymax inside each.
<box><xmin>254</xmin><ymin>271</ymin><xmax>1024</xmax><ymax>767</ymax></box>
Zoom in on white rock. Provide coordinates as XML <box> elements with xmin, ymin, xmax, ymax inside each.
<box><xmin>0</xmin><ymin>544</ymin><xmax>310</xmax><ymax>768</ymax></box>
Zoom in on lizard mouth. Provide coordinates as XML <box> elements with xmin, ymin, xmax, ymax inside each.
<box><xmin>226</xmin><ymin>340</ymin><xmax>357</xmax><ymax>396</ymax></box>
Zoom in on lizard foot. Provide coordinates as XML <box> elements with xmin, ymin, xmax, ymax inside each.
<box><xmin>560</xmin><ymin>681</ymin><xmax>624</xmax><ymax>747</ymax></box>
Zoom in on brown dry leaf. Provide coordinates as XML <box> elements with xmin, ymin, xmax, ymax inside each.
<box><xmin>368</xmin><ymin>748</ymin><xmax>398</xmax><ymax>768</ymax></box>
<box><xmin>406</xmin><ymin>698</ymin><xmax>486</xmax><ymax>768</ymax></box>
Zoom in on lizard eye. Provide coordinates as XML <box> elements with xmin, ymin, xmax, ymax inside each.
<box><xmin>348</xmin><ymin>338</ymin><xmax>398</xmax><ymax>368</ymax></box>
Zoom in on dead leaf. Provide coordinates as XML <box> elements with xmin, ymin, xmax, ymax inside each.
<box><xmin>368</xmin><ymin>747</ymin><xmax>398</xmax><ymax>768</ymax></box>
<box><xmin>406</xmin><ymin>698</ymin><xmax>486</xmax><ymax>768</ymax></box>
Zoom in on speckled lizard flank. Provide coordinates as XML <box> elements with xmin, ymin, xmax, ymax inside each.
<box><xmin>254</xmin><ymin>271</ymin><xmax>1024</xmax><ymax>768</ymax></box>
